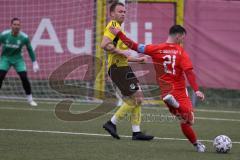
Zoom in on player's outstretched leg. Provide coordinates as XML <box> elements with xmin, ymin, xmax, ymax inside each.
<box><xmin>164</xmin><ymin>94</ymin><xmax>206</xmax><ymax>152</ymax></box>
<box><xmin>0</xmin><ymin>70</ymin><xmax>7</xmax><ymax>89</ymax></box>
<box><xmin>193</xmin><ymin>141</ymin><xmax>206</xmax><ymax>153</ymax></box>
<box><xmin>180</xmin><ymin>119</ymin><xmax>206</xmax><ymax>152</ymax></box>
<box><xmin>18</xmin><ymin>71</ymin><xmax>37</xmax><ymax>107</ymax></box>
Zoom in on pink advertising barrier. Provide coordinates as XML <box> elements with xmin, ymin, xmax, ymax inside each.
<box><xmin>0</xmin><ymin>0</ymin><xmax>239</xmax><ymax>89</ymax></box>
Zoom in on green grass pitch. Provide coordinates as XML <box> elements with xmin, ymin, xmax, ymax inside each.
<box><xmin>0</xmin><ymin>100</ymin><xmax>239</xmax><ymax>160</ymax></box>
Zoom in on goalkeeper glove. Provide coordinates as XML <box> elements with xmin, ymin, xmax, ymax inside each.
<box><xmin>33</xmin><ymin>61</ymin><xmax>40</xmax><ymax>73</ymax></box>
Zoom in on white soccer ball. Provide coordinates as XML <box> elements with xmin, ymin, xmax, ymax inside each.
<box><xmin>213</xmin><ymin>135</ymin><xmax>232</xmax><ymax>153</ymax></box>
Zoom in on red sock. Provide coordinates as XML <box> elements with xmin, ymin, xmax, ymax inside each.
<box><xmin>180</xmin><ymin>123</ymin><xmax>197</xmax><ymax>144</ymax></box>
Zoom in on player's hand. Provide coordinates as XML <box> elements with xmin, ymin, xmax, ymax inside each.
<box><xmin>138</xmin><ymin>56</ymin><xmax>148</xmax><ymax>64</ymax></box>
<box><xmin>33</xmin><ymin>61</ymin><xmax>40</xmax><ymax>73</ymax></box>
<box><xmin>109</xmin><ymin>26</ymin><xmax>120</xmax><ymax>35</ymax></box>
<box><xmin>120</xmin><ymin>50</ymin><xmax>131</xmax><ymax>58</ymax></box>
<box><xmin>195</xmin><ymin>91</ymin><xmax>205</xmax><ymax>101</ymax></box>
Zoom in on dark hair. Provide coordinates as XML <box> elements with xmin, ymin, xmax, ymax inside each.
<box><xmin>110</xmin><ymin>1</ymin><xmax>125</xmax><ymax>13</ymax></box>
<box><xmin>169</xmin><ymin>25</ymin><xmax>186</xmax><ymax>35</ymax></box>
<box><xmin>11</xmin><ymin>17</ymin><xmax>20</xmax><ymax>24</ymax></box>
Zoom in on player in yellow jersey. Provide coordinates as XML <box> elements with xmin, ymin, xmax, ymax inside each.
<box><xmin>101</xmin><ymin>1</ymin><xmax>154</xmax><ymax>140</ymax></box>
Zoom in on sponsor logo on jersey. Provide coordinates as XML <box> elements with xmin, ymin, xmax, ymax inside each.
<box><xmin>160</xmin><ymin>50</ymin><xmax>178</xmax><ymax>54</ymax></box>
<box><xmin>4</xmin><ymin>39</ymin><xmax>20</xmax><ymax>49</ymax></box>
<box><xmin>5</xmin><ymin>44</ymin><xmax>20</xmax><ymax>49</ymax></box>
<box><xmin>17</xmin><ymin>40</ymin><xmax>21</xmax><ymax>45</ymax></box>
<box><xmin>130</xmin><ymin>83</ymin><xmax>136</xmax><ymax>90</ymax></box>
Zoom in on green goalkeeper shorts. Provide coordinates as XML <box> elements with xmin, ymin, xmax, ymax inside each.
<box><xmin>0</xmin><ymin>56</ymin><xmax>26</xmax><ymax>72</ymax></box>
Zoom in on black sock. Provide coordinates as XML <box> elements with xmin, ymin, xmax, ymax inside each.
<box><xmin>0</xmin><ymin>70</ymin><xmax>7</xmax><ymax>89</ymax></box>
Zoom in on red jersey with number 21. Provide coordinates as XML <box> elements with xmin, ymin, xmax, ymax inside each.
<box><xmin>144</xmin><ymin>43</ymin><xmax>193</xmax><ymax>95</ymax></box>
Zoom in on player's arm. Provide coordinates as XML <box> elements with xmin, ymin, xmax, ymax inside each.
<box><xmin>109</xmin><ymin>27</ymin><xmax>158</xmax><ymax>56</ymax></box>
<box><xmin>101</xmin><ymin>32</ymin><xmax>147</xmax><ymax>62</ymax></box>
<box><xmin>185</xmin><ymin>69</ymin><xmax>204</xmax><ymax>101</ymax></box>
<box><xmin>26</xmin><ymin>37</ymin><xmax>36</xmax><ymax>62</ymax></box>
<box><xmin>185</xmin><ymin>69</ymin><xmax>199</xmax><ymax>92</ymax></box>
<box><xmin>0</xmin><ymin>32</ymin><xmax>3</xmax><ymax>45</ymax></box>
<box><xmin>100</xmin><ymin>36</ymin><xmax>130</xmax><ymax>57</ymax></box>
<box><xmin>101</xmin><ymin>21</ymin><xmax>131</xmax><ymax>57</ymax></box>
<box><xmin>26</xmin><ymin>37</ymin><xmax>39</xmax><ymax>72</ymax></box>
<box><xmin>128</xmin><ymin>55</ymin><xmax>148</xmax><ymax>63</ymax></box>
<box><xmin>181</xmin><ymin>51</ymin><xmax>204</xmax><ymax>100</ymax></box>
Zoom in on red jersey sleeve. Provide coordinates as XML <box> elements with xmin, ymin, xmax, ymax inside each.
<box><xmin>180</xmin><ymin>50</ymin><xmax>193</xmax><ymax>71</ymax></box>
<box><xmin>185</xmin><ymin>69</ymin><xmax>199</xmax><ymax>92</ymax></box>
<box><xmin>117</xmin><ymin>31</ymin><xmax>138</xmax><ymax>51</ymax></box>
<box><xmin>181</xmin><ymin>50</ymin><xmax>199</xmax><ymax>91</ymax></box>
<box><xmin>117</xmin><ymin>31</ymin><xmax>159</xmax><ymax>57</ymax></box>
<box><xmin>144</xmin><ymin>44</ymin><xmax>160</xmax><ymax>56</ymax></box>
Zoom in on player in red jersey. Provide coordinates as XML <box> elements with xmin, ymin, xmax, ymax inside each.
<box><xmin>109</xmin><ymin>25</ymin><xmax>206</xmax><ymax>152</ymax></box>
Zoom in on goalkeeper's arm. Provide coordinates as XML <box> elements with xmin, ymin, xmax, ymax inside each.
<box><xmin>26</xmin><ymin>37</ymin><xmax>36</xmax><ymax>62</ymax></box>
<box><xmin>26</xmin><ymin>37</ymin><xmax>39</xmax><ymax>72</ymax></box>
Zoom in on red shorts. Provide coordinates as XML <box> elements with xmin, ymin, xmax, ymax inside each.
<box><xmin>162</xmin><ymin>88</ymin><xmax>194</xmax><ymax>122</ymax></box>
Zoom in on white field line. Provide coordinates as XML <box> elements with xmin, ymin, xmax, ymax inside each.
<box><xmin>143</xmin><ymin>106</ymin><xmax>240</xmax><ymax>114</ymax></box>
<box><xmin>0</xmin><ymin>128</ymin><xmax>239</xmax><ymax>144</ymax></box>
<box><xmin>195</xmin><ymin>109</ymin><xmax>240</xmax><ymax>114</ymax></box>
<box><xmin>0</xmin><ymin>106</ymin><xmax>240</xmax><ymax>122</ymax></box>
<box><xmin>1</xmin><ymin>99</ymin><xmax>240</xmax><ymax>114</ymax></box>
<box><xmin>195</xmin><ymin>117</ymin><xmax>240</xmax><ymax>122</ymax></box>
<box><xmin>1</xmin><ymin>105</ymin><xmax>240</xmax><ymax>114</ymax></box>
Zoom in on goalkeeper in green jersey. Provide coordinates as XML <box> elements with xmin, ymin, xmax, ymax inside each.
<box><xmin>0</xmin><ymin>18</ymin><xmax>40</xmax><ymax>106</ymax></box>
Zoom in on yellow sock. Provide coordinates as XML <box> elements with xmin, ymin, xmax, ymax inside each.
<box><xmin>131</xmin><ymin>105</ymin><xmax>141</xmax><ymax>125</ymax></box>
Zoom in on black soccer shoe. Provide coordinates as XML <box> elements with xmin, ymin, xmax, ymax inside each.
<box><xmin>132</xmin><ymin>132</ymin><xmax>154</xmax><ymax>141</ymax></box>
<box><xmin>103</xmin><ymin>120</ymin><xmax>120</xmax><ymax>139</ymax></box>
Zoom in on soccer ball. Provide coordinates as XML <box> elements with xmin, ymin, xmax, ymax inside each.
<box><xmin>213</xmin><ymin>135</ymin><xmax>232</xmax><ymax>153</ymax></box>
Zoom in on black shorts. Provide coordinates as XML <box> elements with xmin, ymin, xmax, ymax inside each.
<box><xmin>108</xmin><ymin>64</ymin><xmax>139</xmax><ymax>96</ymax></box>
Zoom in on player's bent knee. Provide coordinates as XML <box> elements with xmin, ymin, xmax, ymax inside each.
<box><xmin>136</xmin><ymin>99</ymin><xmax>143</xmax><ymax>106</ymax></box>
<box><xmin>18</xmin><ymin>71</ymin><xmax>28</xmax><ymax>79</ymax></box>
<box><xmin>186</xmin><ymin>112</ymin><xmax>195</xmax><ymax>125</ymax></box>
<box><xmin>189</xmin><ymin>120</ymin><xmax>194</xmax><ymax>125</ymax></box>
<box><xmin>179</xmin><ymin>111</ymin><xmax>194</xmax><ymax>125</ymax></box>
<box><xmin>189</xmin><ymin>112</ymin><xmax>195</xmax><ymax>125</ymax></box>
<box><xmin>122</xmin><ymin>97</ymin><xmax>135</xmax><ymax>106</ymax></box>
<box><xmin>180</xmin><ymin>119</ymin><xmax>194</xmax><ymax>125</ymax></box>
<box><xmin>133</xmin><ymin>92</ymin><xmax>144</xmax><ymax>106</ymax></box>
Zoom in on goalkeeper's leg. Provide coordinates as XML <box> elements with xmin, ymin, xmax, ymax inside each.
<box><xmin>0</xmin><ymin>57</ymin><xmax>10</xmax><ymax>88</ymax></box>
<box><xmin>0</xmin><ymin>70</ymin><xmax>8</xmax><ymax>89</ymax></box>
<box><xmin>17</xmin><ymin>71</ymin><xmax>37</xmax><ymax>106</ymax></box>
